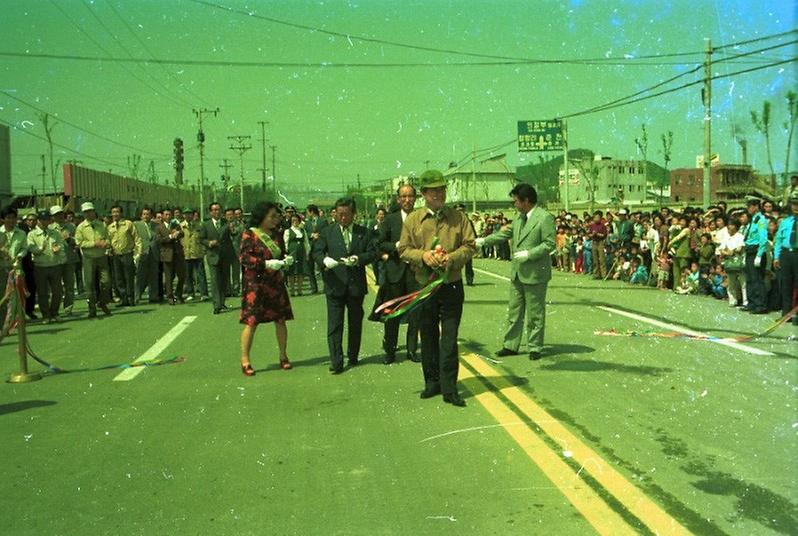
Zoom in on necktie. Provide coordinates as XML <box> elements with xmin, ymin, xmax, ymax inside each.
<box><xmin>791</xmin><ymin>218</ymin><xmax>797</xmax><ymax>248</ymax></box>
<box><xmin>520</xmin><ymin>212</ymin><xmax>528</xmax><ymax>225</ymax></box>
<box><xmin>342</xmin><ymin>226</ymin><xmax>350</xmax><ymax>249</ymax></box>
<box><xmin>435</xmin><ymin>209</ymin><xmax>445</xmax><ymax>222</ymax></box>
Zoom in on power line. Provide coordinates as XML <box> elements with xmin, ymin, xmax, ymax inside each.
<box><xmin>47</xmin><ymin>0</ymin><xmax>188</xmax><ymax>109</ymax></box>
<box><xmin>0</xmin><ymin>90</ymin><xmax>170</xmax><ymax>157</ymax></box>
<box><xmin>104</xmin><ymin>0</ymin><xmax>211</xmax><ymax>107</ymax></box>
<box><xmin>712</xmin><ymin>28</ymin><xmax>798</xmax><ymax>50</ymax></box>
<box><xmin>559</xmin><ymin>57</ymin><xmax>797</xmax><ymax>119</ymax></box>
<box><xmin>78</xmin><ymin>0</ymin><xmax>194</xmax><ymax>108</ymax></box>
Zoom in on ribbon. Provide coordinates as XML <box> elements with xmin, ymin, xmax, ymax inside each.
<box><xmin>250</xmin><ymin>227</ymin><xmax>282</xmax><ymax>259</ymax></box>
<box><xmin>595</xmin><ymin>304</ymin><xmax>798</xmax><ymax>343</ymax></box>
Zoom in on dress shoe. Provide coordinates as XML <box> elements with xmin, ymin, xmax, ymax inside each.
<box><xmin>529</xmin><ymin>351</ymin><xmax>543</xmax><ymax>361</ymax></box>
<box><xmin>329</xmin><ymin>365</ymin><xmax>344</xmax><ymax>375</ymax></box>
<box><xmin>495</xmin><ymin>347</ymin><xmax>519</xmax><ymax>357</ymax></box>
<box><xmin>406</xmin><ymin>352</ymin><xmax>421</xmax><ymax>363</ymax></box>
<box><xmin>750</xmin><ymin>309</ymin><xmax>767</xmax><ymax>315</ymax></box>
<box><xmin>241</xmin><ymin>363</ymin><xmax>255</xmax><ymax>376</ymax></box>
<box><xmin>348</xmin><ymin>358</ymin><xmax>359</xmax><ymax>367</ymax></box>
<box><xmin>384</xmin><ymin>354</ymin><xmax>396</xmax><ymax>365</ymax></box>
<box><xmin>443</xmin><ymin>393</ymin><xmax>466</xmax><ymax>407</ymax></box>
<box><xmin>220</xmin><ymin>305</ymin><xmax>229</xmax><ymax>311</ymax></box>
<box><xmin>100</xmin><ymin>304</ymin><xmax>112</xmax><ymax>316</ymax></box>
<box><xmin>213</xmin><ymin>308</ymin><xmax>222</xmax><ymax>315</ymax></box>
<box><xmin>87</xmin><ymin>311</ymin><xmax>97</xmax><ymax>319</ymax></box>
<box><xmin>420</xmin><ymin>384</ymin><xmax>441</xmax><ymax>399</ymax></box>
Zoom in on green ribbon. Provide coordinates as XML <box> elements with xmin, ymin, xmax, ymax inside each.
<box><xmin>250</xmin><ymin>227</ymin><xmax>282</xmax><ymax>259</ymax></box>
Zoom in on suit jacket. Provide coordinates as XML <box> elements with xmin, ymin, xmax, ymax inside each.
<box><xmin>156</xmin><ymin>221</ymin><xmax>184</xmax><ymax>263</ymax></box>
<box><xmin>312</xmin><ymin>222</ymin><xmax>377</xmax><ymax>297</ymax></box>
<box><xmin>199</xmin><ymin>219</ymin><xmax>233</xmax><ymax>266</ymax></box>
<box><xmin>483</xmin><ymin>206</ymin><xmax>556</xmax><ymax>286</ymax></box>
<box><xmin>378</xmin><ymin>210</ymin><xmax>414</xmax><ymax>285</ymax></box>
<box><xmin>133</xmin><ymin>220</ymin><xmax>158</xmax><ymax>257</ymax></box>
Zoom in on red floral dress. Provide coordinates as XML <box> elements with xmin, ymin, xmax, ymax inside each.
<box><xmin>239</xmin><ymin>229</ymin><xmax>294</xmax><ymax>326</ymax></box>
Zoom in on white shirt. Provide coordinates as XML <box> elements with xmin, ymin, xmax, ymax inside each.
<box><xmin>719</xmin><ymin>231</ymin><xmax>745</xmax><ymax>253</ymax></box>
<box><xmin>401</xmin><ymin>210</ymin><xmax>410</xmax><ymax>223</ymax></box>
<box><xmin>713</xmin><ymin>226</ymin><xmax>730</xmax><ymax>246</ymax></box>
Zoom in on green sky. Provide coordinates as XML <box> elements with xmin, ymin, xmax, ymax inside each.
<box><xmin>1</xmin><ymin>0</ymin><xmax>796</xmax><ymax>196</ymax></box>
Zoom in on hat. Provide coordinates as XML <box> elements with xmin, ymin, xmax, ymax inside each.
<box><xmin>418</xmin><ymin>169</ymin><xmax>447</xmax><ymax>190</ymax></box>
<box><xmin>81</xmin><ymin>202</ymin><xmax>96</xmax><ymax>212</ymax></box>
<box><xmin>183</xmin><ymin>207</ymin><xmax>192</xmax><ymax>213</ymax></box>
<box><xmin>789</xmin><ymin>190</ymin><xmax>798</xmax><ymax>203</ymax></box>
<box><xmin>37</xmin><ymin>210</ymin><xmax>51</xmax><ymax>220</ymax></box>
<box><xmin>49</xmin><ymin>205</ymin><xmax>64</xmax><ymax>216</ymax></box>
<box><xmin>618</xmin><ymin>208</ymin><xmax>628</xmax><ymax>215</ymax></box>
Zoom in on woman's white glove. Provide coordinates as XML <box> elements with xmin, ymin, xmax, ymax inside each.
<box><xmin>284</xmin><ymin>255</ymin><xmax>295</xmax><ymax>267</ymax></box>
<box><xmin>323</xmin><ymin>256</ymin><xmax>339</xmax><ymax>269</ymax></box>
<box><xmin>264</xmin><ymin>259</ymin><xmax>285</xmax><ymax>270</ymax></box>
<box><xmin>341</xmin><ymin>255</ymin><xmax>358</xmax><ymax>267</ymax></box>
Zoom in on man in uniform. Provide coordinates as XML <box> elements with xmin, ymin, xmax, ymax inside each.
<box><xmin>375</xmin><ymin>184</ymin><xmax>421</xmax><ymax>364</ymax></box>
<box><xmin>26</xmin><ymin>210</ymin><xmax>67</xmax><ymax>324</ymax></box>
<box><xmin>74</xmin><ymin>202</ymin><xmax>112</xmax><ymax>318</ymax></box>
<box><xmin>398</xmin><ymin>170</ymin><xmax>476</xmax><ymax>407</ymax></box>
<box><xmin>49</xmin><ymin>205</ymin><xmax>79</xmax><ymax>315</ymax></box>
<box><xmin>743</xmin><ymin>198</ymin><xmax>769</xmax><ymax>314</ymax></box>
<box><xmin>107</xmin><ymin>204</ymin><xmax>141</xmax><ymax>306</ymax></box>
<box><xmin>476</xmin><ymin>184</ymin><xmax>556</xmax><ymax>360</ymax></box>
<box><xmin>774</xmin><ymin>191</ymin><xmax>798</xmax><ymax>325</ymax></box>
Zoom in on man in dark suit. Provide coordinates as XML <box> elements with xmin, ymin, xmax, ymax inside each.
<box><xmin>156</xmin><ymin>208</ymin><xmax>186</xmax><ymax>305</ymax></box>
<box><xmin>304</xmin><ymin>204</ymin><xmax>327</xmax><ymax>294</ymax></box>
<box><xmin>199</xmin><ymin>202</ymin><xmax>233</xmax><ymax>314</ymax></box>
<box><xmin>313</xmin><ymin>197</ymin><xmax>377</xmax><ymax>374</ymax></box>
<box><xmin>376</xmin><ymin>184</ymin><xmax>420</xmax><ymax>364</ymax></box>
<box><xmin>133</xmin><ymin>207</ymin><xmax>160</xmax><ymax>303</ymax></box>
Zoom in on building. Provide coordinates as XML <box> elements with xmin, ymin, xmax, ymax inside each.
<box><xmin>558</xmin><ymin>155</ymin><xmax>653</xmax><ymax>206</ymax></box>
<box><xmin>669</xmin><ymin>164</ymin><xmax>774</xmax><ymax>203</ymax></box>
<box><xmin>443</xmin><ymin>154</ymin><xmax>516</xmax><ymax>211</ymax></box>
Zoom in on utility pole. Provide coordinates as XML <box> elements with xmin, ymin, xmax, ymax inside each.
<box><xmin>702</xmin><ymin>38</ymin><xmax>712</xmax><ymax>209</ymax></box>
<box><xmin>40</xmin><ymin>154</ymin><xmax>46</xmax><ymax>195</ymax></box>
<box><xmin>562</xmin><ymin>119</ymin><xmax>570</xmax><ymax>212</ymax></box>
<box><xmin>193</xmin><ymin>107</ymin><xmax>220</xmax><ymax>221</ymax></box>
<box><xmin>270</xmin><ymin>145</ymin><xmax>277</xmax><ymax>196</ymax></box>
<box><xmin>38</xmin><ymin>113</ymin><xmax>57</xmax><ymax>193</ymax></box>
<box><xmin>219</xmin><ymin>158</ymin><xmax>233</xmax><ymax>185</ymax></box>
<box><xmin>257</xmin><ymin>121</ymin><xmax>269</xmax><ymax>192</ymax></box>
<box><xmin>471</xmin><ymin>144</ymin><xmax>477</xmax><ymax>213</ymax></box>
<box><xmin>228</xmin><ymin>135</ymin><xmax>252</xmax><ymax>211</ymax></box>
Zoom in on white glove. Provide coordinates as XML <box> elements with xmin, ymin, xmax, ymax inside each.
<box><xmin>264</xmin><ymin>259</ymin><xmax>285</xmax><ymax>270</ymax></box>
<box><xmin>513</xmin><ymin>249</ymin><xmax>530</xmax><ymax>261</ymax></box>
<box><xmin>475</xmin><ymin>237</ymin><xmax>485</xmax><ymax>248</ymax></box>
<box><xmin>754</xmin><ymin>256</ymin><xmax>761</xmax><ymax>268</ymax></box>
<box><xmin>284</xmin><ymin>255</ymin><xmax>295</xmax><ymax>267</ymax></box>
<box><xmin>323</xmin><ymin>256</ymin><xmax>339</xmax><ymax>269</ymax></box>
<box><xmin>341</xmin><ymin>255</ymin><xmax>358</xmax><ymax>267</ymax></box>
<box><xmin>395</xmin><ymin>241</ymin><xmax>401</xmax><ymax>249</ymax></box>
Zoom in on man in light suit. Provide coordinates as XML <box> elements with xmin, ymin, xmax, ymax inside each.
<box><xmin>476</xmin><ymin>184</ymin><xmax>555</xmax><ymax>360</ymax></box>
<box><xmin>312</xmin><ymin>197</ymin><xmax>377</xmax><ymax>374</ymax></box>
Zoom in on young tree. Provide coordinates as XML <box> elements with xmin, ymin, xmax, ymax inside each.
<box><xmin>751</xmin><ymin>101</ymin><xmax>775</xmax><ymax>184</ymax></box>
<box><xmin>784</xmin><ymin>91</ymin><xmax>797</xmax><ymax>184</ymax></box>
<box><xmin>634</xmin><ymin>123</ymin><xmax>648</xmax><ymax>203</ymax></box>
<box><xmin>659</xmin><ymin>131</ymin><xmax>674</xmax><ymax>202</ymax></box>
<box><xmin>38</xmin><ymin>113</ymin><xmax>58</xmax><ymax>193</ymax></box>
<box><xmin>576</xmin><ymin>157</ymin><xmax>600</xmax><ymax>214</ymax></box>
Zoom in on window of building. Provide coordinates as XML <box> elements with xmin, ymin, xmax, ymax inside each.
<box><xmin>628</xmin><ymin>185</ymin><xmax>633</xmax><ymax>192</ymax></box>
<box><xmin>687</xmin><ymin>175</ymin><xmax>694</xmax><ymax>185</ymax></box>
<box><xmin>675</xmin><ymin>178</ymin><xmax>681</xmax><ymax>185</ymax></box>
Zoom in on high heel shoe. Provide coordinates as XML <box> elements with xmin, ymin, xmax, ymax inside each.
<box><xmin>279</xmin><ymin>358</ymin><xmax>293</xmax><ymax>370</ymax></box>
<box><xmin>241</xmin><ymin>363</ymin><xmax>255</xmax><ymax>376</ymax></box>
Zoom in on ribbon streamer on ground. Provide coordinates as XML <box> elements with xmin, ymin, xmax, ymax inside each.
<box><xmin>595</xmin><ymin>304</ymin><xmax>798</xmax><ymax>343</ymax></box>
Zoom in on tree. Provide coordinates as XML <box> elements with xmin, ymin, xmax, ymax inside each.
<box><xmin>575</xmin><ymin>157</ymin><xmax>600</xmax><ymax>214</ymax></box>
<box><xmin>751</xmin><ymin>101</ymin><xmax>775</xmax><ymax>183</ymax></box>
<box><xmin>659</xmin><ymin>131</ymin><xmax>674</xmax><ymax>202</ymax></box>
<box><xmin>784</xmin><ymin>91</ymin><xmax>797</xmax><ymax>183</ymax></box>
<box><xmin>634</xmin><ymin>123</ymin><xmax>648</xmax><ymax>203</ymax></box>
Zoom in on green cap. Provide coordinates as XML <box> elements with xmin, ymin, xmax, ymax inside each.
<box><xmin>418</xmin><ymin>169</ymin><xmax>447</xmax><ymax>190</ymax></box>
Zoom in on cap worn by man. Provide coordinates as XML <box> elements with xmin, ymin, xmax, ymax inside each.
<box><xmin>418</xmin><ymin>169</ymin><xmax>446</xmax><ymax>190</ymax></box>
<box><xmin>618</xmin><ymin>208</ymin><xmax>628</xmax><ymax>215</ymax></box>
<box><xmin>81</xmin><ymin>202</ymin><xmax>96</xmax><ymax>212</ymax></box>
<box><xmin>49</xmin><ymin>205</ymin><xmax>64</xmax><ymax>216</ymax></box>
<box><xmin>37</xmin><ymin>210</ymin><xmax>51</xmax><ymax>220</ymax></box>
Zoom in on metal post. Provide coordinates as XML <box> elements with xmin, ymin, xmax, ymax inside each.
<box><xmin>193</xmin><ymin>107</ymin><xmax>220</xmax><ymax>221</ymax></box>
<box><xmin>702</xmin><ymin>38</ymin><xmax>712</xmax><ymax>209</ymax></box>
<box><xmin>228</xmin><ymin>135</ymin><xmax>252</xmax><ymax>211</ymax></box>
<box><xmin>471</xmin><ymin>144</ymin><xmax>477</xmax><ymax>213</ymax></box>
<box><xmin>562</xmin><ymin>119</ymin><xmax>570</xmax><ymax>212</ymax></box>
<box><xmin>8</xmin><ymin>269</ymin><xmax>42</xmax><ymax>383</ymax></box>
<box><xmin>258</xmin><ymin>121</ymin><xmax>268</xmax><ymax>192</ymax></box>
<box><xmin>271</xmin><ymin>145</ymin><xmax>277</xmax><ymax>197</ymax></box>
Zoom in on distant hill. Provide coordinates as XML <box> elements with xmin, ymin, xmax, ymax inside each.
<box><xmin>516</xmin><ymin>149</ymin><xmax>669</xmax><ymax>204</ymax></box>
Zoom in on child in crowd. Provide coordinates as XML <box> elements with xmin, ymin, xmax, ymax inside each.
<box><xmin>574</xmin><ymin>237</ymin><xmax>584</xmax><ymax>273</ymax></box>
<box><xmin>583</xmin><ymin>235</ymin><xmax>593</xmax><ymax>275</ymax></box>
<box><xmin>656</xmin><ymin>254</ymin><xmax>671</xmax><ymax>290</ymax></box>
<box><xmin>629</xmin><ymin>259</ymin><xmax>649</xmax><ymax>285</ymax></box>
<box><xmin>555</xmin><ymin>226</ymin><xmax>568</xmax><ymax>271</ymax></box>
<box><xmin>698</xmin><ymin>233</ymin><xmax>715</xmax><ymax>270</ymax></box>
<box><xmin>675</xmin><ymin>262</ymin><xmax>701</xmax><ymax>295</ymax></box>
<box><xmin>711</xmin><ymin>264</ymin><xmax>728</xmax><ymax>300</ymax></box>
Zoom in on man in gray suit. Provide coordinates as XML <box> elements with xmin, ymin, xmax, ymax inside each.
<box><xmin>133</xmin><ymin>206</ymin><xmax>160</xmax><ymax>304</ymax></box>
<box><xmin>476</xmin><ymin>184</ymin><xmax>555</xmax><ymax>360</ymax></box>
<box><xmin>199</xmin><ymin>202</ymin><xmax>233</xmax><ymax>314</ymax></box>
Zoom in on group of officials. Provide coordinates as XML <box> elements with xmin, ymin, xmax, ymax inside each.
<box><xmin>238</xmin><ymin>170</ymin><xmax>555</xmax><ymax>409</ymax></box>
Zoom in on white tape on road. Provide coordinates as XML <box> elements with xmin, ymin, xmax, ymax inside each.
<box><xmin>473</xmin><ymin>267</ymin><xmax>510</xmax><ymax>282</ymax></box>
<box><xmin>113</xmin><ymin>316</ymin><xmax>197</xmax><ymax>381</ymax></box>
<box><xmin>597</xmin><ymin>306</ymin><xmax>773</xmax><ymax>356</ymax></box>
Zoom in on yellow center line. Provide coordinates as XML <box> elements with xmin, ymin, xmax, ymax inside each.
<box><xmin>459</xmin><ymin>365</ymin><xmax>637</xmax><ymax>536</ymax></box>
<box><xmin>462</xmin><ymin>353</ymin><xmax>690</xmax><ymax>536</ymax></box>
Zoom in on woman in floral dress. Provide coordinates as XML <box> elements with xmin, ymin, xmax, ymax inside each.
<box><xmin>239</xmin><ymin>202</ymin><xmax>294</xmax><ymax>376</ymax></box>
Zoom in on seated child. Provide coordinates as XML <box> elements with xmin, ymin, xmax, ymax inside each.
<box><xmin>629</xmin><ymin>259</ymin><xmax>649</xmax><ymax>285</ymax></box>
